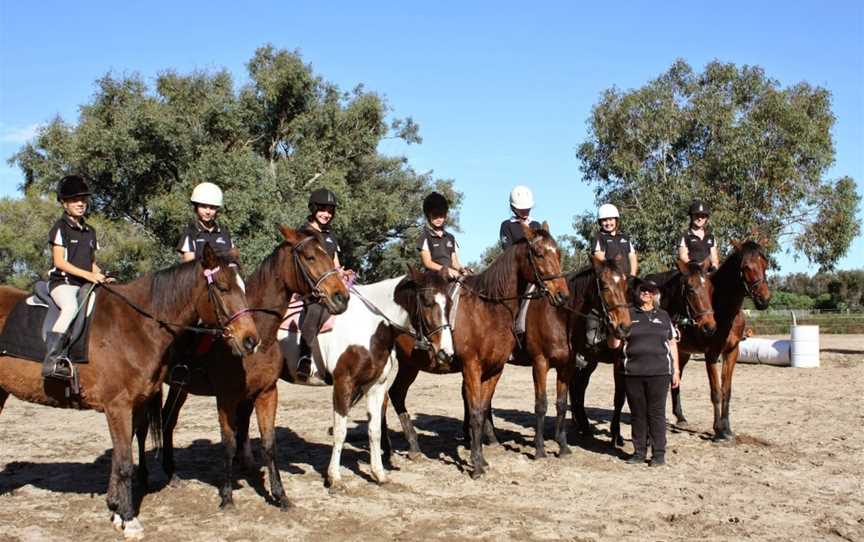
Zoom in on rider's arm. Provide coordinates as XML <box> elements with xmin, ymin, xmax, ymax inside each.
<box><xmin>709</xmin><ymin>246</ymin><xmax>720</xmax><ymax>270</ymax></box>
<box><xmin>52</xmin><ymin>245</ymin><xmax>101</xmax><ymax>283</ymax></box>
<box><xmin>420</xmin><ymin>249</ymin><xmax>443</xmax><ymax>272</ymax></box>
<box><xmin>629</xmin><ymin>252</ymin><xmax>639</xmax><ymax>277</ymax></box>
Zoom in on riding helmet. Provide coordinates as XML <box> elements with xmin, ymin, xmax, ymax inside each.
<box><xmin>509</xmin><ymin>185</ymin><xmax>534</xmax><ymax>211</ymax></box>
<box><xmin>308</xmin><ymin>188</ymin><xmax>338</xmax><ymax>212</ymax></box>
<box><xmin>597</xmin><ymin>203</ymin><xmax>620</xmax><ymax>221</ymax></box>
<box><xmin>57</xmin><ymin>175</ymin><xmax>92</xmax><ymax>202</ymax></box>
<box><xmin>422</xmin><ymin>192</ymin><xmax>449</xmax><ymax>217</ymax></box>
<box><xmin>190</xmin><ymin>182</ymin><xmax>224</xmax><ymax>207</ymax></box>
<box><xmin>688</xmin><ymin>200</ymin><xmax>710</xmax><ymax>217</ymax></box>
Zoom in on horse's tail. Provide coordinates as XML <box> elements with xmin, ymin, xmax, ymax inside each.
<box><xmin>146</xmin><ymin>390</ymin><xmax>164</xmax><ymax>455</ymax></box>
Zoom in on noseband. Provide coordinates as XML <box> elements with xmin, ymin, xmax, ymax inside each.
<box><xmin>203</xmin><ymin>266</ymin><xmax>254</xmax><ymax>338</ymax></box>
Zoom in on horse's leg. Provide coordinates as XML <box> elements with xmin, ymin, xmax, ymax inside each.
<box><xmin>719</xmin><ymin>347</ymin><xmax>739</xmax><ymax>440</ymax></box>
<box><xmin>216</xmin><ymin>398</ymin><xmax>240</xmax><ymax>509</ymax></box>
<box><xmin>672</xmin><ymin>353</ymin><xmax>691</xmax><ymax>426</ymax></box>
<box><xmin>611</xmin><ymin>367</ymin><xmax>626</xmax><ymax>448</ymax></box>
<box><xmin>255</xmin><ymin>385</ymin><xmax>291</xmax><ymax>509</ymax></box>
<box><xmin>0</xmin><ymin>388</ymin><xmax>9</xmax><ymax>415</ymax></box>
<box><xmin>477</xmin><ymin>369</ymin><xmax>504</xmax><ymax>469</ymax></box>
<box><xmin>161</xmin><ymin>385</ymin><xmax>189</xmax><ymax>481</ymax></box>
<box><xmin>704</xmin><ymin>353</ymin><xmax>724</xmax><ymax>441</ymax></box>
<box><xmin>463</xmin><ymin>360</ymin><xmax>486</xmax><ymax>478</ymax></box>
<box><xmin>554</xmin><ymin>365</ymin><xmax>573</xmax><ymax>456</ymax></box>
<box><xmin>235</xmin><ymin>400</ymin><xmax>256</xmax><ymax>471</ymax></box>
<box><xmin>388</xmin><ymin>362</ymin><xmax>423</xmax><ymax>459</ymax></box>
<box><xmin>380</xmin><ymin>393</ymin><xmax>393</xmax><ymax>465</ymax></box>
<box><xmin>328</xmin><ymin>370</ymin><xmax>353</xmax><ymax>490</ymax></box>
<box><xmin>366</xmin><ymin>381</ymin><xmax>389</xmax><ymax>484</ymax></box>
<box><xmin>483</xmin><ymin>405</ymin><xmax>499</xmax><ymax>446</ymax></box>
<box><xmin>569</xmin><ymin>361</ymin><xmax>598</xmax><ymax>435</ymax></box>
<box><xmin>532</xmin><ymin>355</ymin><xmax>550</xmax><ymax>459</ymax></box>
<box><xmin>105</xmin><ymin>406</ymin><xmax>144</xmax><ymax>538</ymax></box>
<box><xmin>133</xmin><ymin>403</ymin><xmax>149</xmax><ymax>493</ymax></box>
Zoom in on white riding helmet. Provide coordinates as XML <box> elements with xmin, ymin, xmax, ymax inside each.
<box><xmin>509</xmin><ymin>185</ymin><xmax>534</xmax><ymax>210</ymax></box>
<box><xmin>597</xmin><ymin>203</ymin><xmax>620</xmax><ymax>220</ymax></box>
<box><xmin>190</xmin><ymin>182</ymin><xmax>224</xmax><ymax>207</ymax></box>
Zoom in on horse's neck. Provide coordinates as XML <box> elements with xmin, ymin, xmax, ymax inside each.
<box><xmin>354</xmin><ymin>277</ymin><xmax>410</xmax><ymax>326</ymax></box>
<box><xmin>659</xmin><ymin>274</ymin><xmax>685</xmax><ymax>317</ymax></box>
<box><xmin>245</xmin><ymin>260</ymin><xmax>293</xmax><ymax>343</ymax></box>
<box><xmin>568</xmin><ymin>273</ymin><xmax>597</xmax><ymax>313</ymax></box>
<box><xmin>712</xmin><ymin>254</ymin><xmax>746</xmax><ymax>319</ymax></box>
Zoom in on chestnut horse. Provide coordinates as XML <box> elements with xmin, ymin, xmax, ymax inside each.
<box><xmin>158</xmin><ymin>226</ymin><xmax>349</xmax><ymax>509</ymax></box>
<box><xmin>0</xmin><ymin>244</ymin><xmax>258</xmax><ymax>539</ymax></box>
<box><xmin>387</xmin><ymin>223</ymin><xmax>569</xmax><ymax>478</ymax></box>
<box><xmin>570</xmin><ymin>257</ymin><xmax>717</xmax><ymax>446</ymax></box>
<box><xmin>671</xmin><ymin>240</ymin><xmax>771</xmax><ymax>441</ymax></box>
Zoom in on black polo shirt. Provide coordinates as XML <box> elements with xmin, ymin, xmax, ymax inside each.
<box><xmin>48</xmin><ymin>215</ymin><xmax>99</xmax><ymax>289</ymax></box>
<box><xmin>499</xmin><ymin>218</ymin><xmax>541</xmax><ymax>250</ymax></box>
<box><xmin>679</xmin><ymin>228</ymin><xmax>715</xmax><ymax>264</ymax></box>
<box><xmin>176</xmin><ymin>221</ymin><xmax>234</xmax><ymax>260</ymax></box>
<box><xmin>299</xmin><ymin>223</ymin><xmax>340</xmax><ymax>261</ymax></box>
<box><xmin>416</xmin><ymin>226</ymin><xmax>458</xmax><ymax>269</ymax></box>
<box><xmin>591</xmin><ymin>231</ymin><xmax>635</xmax><ymax>275</ymax></box>
<box><xmin>622</xmin><ymin>306</ymin><xmax>676</xmax><ymax>377</ymax></box>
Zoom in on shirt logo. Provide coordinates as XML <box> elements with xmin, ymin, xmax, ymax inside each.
<box><xmin>216</xmin><ymin>237</ymin><xmax>226</xmax><ymax>244</ymax></box>
<box><xmin>446</xmin><ymin>241</ymin><xmax>453</xmax><ymax>248</ymax></box>
<box><xmin>71</xmin><ymin>239</ymin><xmax>79</xmax><ymax>244</ymax></box>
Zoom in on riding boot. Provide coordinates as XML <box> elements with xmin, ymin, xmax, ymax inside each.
<box><xmin>296</xmin><ymin>340</ymin><xmax>313</xmax><ymax>380</ymax></box>
<box><xmin>42</xmin><ymin>331</ymin><xmax>72</xmax><ymax>379</ymax></box>
<box><xmin>626</xmin><ymin>450</ymin><xmax>647</xmax><ymax>465</ymax></box>
<box><xmin>574</xmin><ymin>352</ymin><xmax>588</xmax><ymax>369</ymax></box>
<box><xmin>650</xmin><ymin>452</ymin><xmax>666</xmax><ymax>467</ymax></box>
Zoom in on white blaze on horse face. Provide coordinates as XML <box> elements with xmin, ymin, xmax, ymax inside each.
<box><xmin>434</xmin><ymin>292</ymin><xmax>454</xmax><ymax>356</ymax></box>
<box><xmin>612</xmin><ymin>274</ymin><xmax>621</xmax><ymax>284</ymax></box>
<box><xmin>700</xmin><ymin>276</ymin><xmax>705</xmax><ymax>285</ymax></box>
<box><xmin>236</xmin><ymin>274</ymin><xmax>246</xmax><ymax>293</ymax></box>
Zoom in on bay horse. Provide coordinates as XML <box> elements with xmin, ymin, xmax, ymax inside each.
<box><xmin>570</xmin><ymin>257</ymin><xmax>717</xmax><ymax>446</ymax></box>
<box><xmin>278</xmin><ymin>267</ymin><xmax>454</xmax><ymax>489</ymax></box>
<box><xmin>158</xmin><ymin>226</ymin><xmax>350</xmax><ymax>509</ymax></box>
<box><xmin>387</xmin><ymin>223</ymin><xmax>569</xmax><ymax>478</ymax></box>
<box><xmin>0</xmin><ymin>243</ymin><xmax>258</xmax><ymax>539</ymax></box>
<box><xmin>671</xmin><ymin>240</ymin><xmax>771</xmax><ymax>441</ymax></box>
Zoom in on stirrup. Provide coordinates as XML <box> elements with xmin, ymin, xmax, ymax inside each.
<box><xmin>296</xmin><ymin>355</ymin><xmax>313</xmax><ymax>379</ymax></box>
<box><xmin>45</xmin><ymin>357</ymin><xmax>74</xmax><ymax>381</ymax></box>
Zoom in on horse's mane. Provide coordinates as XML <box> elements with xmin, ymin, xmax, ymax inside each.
<box><xmin>646</xmin><ymin>269</ymin><xmax>680</xmax><ymax>288</ymax></box>
<box><xmin>715</xmin><ymin>240</ymin><xmax>765</xmax><ymax>285</ymax></box>
<box><xmin>247</xmin><ymin>241</ymin><xmax>286</xmax><ymax>293</ymax></box>
<box><xmin>149</xmin><ymin>260</ymin><xmax>201</xmax><ymax>317</ymax></box>
<box><xmin>464</xmin><ymin>242</ymin><xmax>520</xmax><ymax>299</ymax></box>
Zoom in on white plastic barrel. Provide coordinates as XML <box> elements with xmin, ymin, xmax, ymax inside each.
<box><xmin>737</xmin><ymin>338</ymin><xmax>791</xmax><ymax>366</ymax></box>
<box><xmin>790</xmin><ymin>325</ymin><xmax>820</xmax><ymax>368</ymax></box>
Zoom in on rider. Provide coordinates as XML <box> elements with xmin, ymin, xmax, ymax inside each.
<box><xmin>499</xmin><ymin>185</ymin><xmax>541</xmax><ymax>250</ymax></box>
<box><xmin>591</xmin><ymin>203</ymin><xmax>638</xmax><ymax>278</ymax></box>
<box><xmin>417</xmin><ymin>192</ymin><xmax>468</xmax><ymax>279</ymax></box>
<box><xmin>43</xmin><ymin>175</ymin><xmax>110</xmax><ymax>379</ymax></box>
<box><xmin>677</xmin><ymin>200</ymin><xmax>720</xmax><ymax>272</ymax></box>
<box><xmin>296</xmin><ymin>187</ymin><xmax>345</xmax><ymax>379</ymax></box>
<box><xmin>177</xmin><ymin>182</ymin><xmax>235</xmax><ymax>262</ymax></box>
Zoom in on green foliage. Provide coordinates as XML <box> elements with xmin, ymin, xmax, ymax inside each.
<box><xmin>769</xmin><ymin>270</ymin><xmax>864</xmax><ymax>310</ymax></box>
<box><xmin>767</xmin><ymin>291</ymin><xmax>816</xmax><ymax>310</ymax></box>
<box><xmin>9</xmin><ymin>44</ymin><xmax>455</xmax><ymax>282</ymax></box>
<box><xmin>576</xmin><ymin>59</ymin><xmax>861</xmax><ymax>273</ymax></box>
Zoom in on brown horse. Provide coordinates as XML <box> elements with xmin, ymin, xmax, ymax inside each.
<box><xmin>387</xmin><ymin>223</ymin><xmax>569</xmax><ymax>478</ymax></box>
<box><xmin>158</xmin><ymin>226</ymin><xmax>349</xmax><ymax>509</ymax></box>
<box><xmin>571</xmin><ymin>257</ymin><xmax>717</xmax><ymax>446</ymax></box>
<box><xmin>510</xmin><ymin>258</ymin><xmax>632</xmax><ymax>459</ymax></box>
<box><xmin>0</xmin><ymin>244</ymin><xmax>258</xmax><ymax>539</ymax></box>
<box><xmin>671</xmin><ymin>240</ymin><xmax>771</xmax><ymax>441</ymax></box>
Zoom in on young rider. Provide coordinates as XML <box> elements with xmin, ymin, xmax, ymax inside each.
<box><xmin>43</xmin><ymin>175</ymin><xmax>110</xmax><ymax>379</ymax></box>
<box><xmin>177</xmin><ymin>182</ymin><xmax>235</xmax><ymax>262</ymax></box>
<box><xmin>591</xmin><ymin>203</ymin><xmax>638</xmax><ymax>278</ymax></box>
<box><xmin>417</xmin><ymin>192</ymin><xmax>468</xmax><ymax>279</ymax></box>
<box><xmin>499</xmin><ymin>185</ymin><xmax>541</xmax><ymax>250</ymax></box>
<box><xmin>677</xmin><ymin>200</ymin><xmax>720</xmax><ymax>272</ymax></box>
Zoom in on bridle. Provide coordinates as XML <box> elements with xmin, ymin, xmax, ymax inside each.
<box><xmin>595</xmin><ymin>273</ymin><xmax>629</xmax><ymax>330</ymax></box>
<box><xmin>525</xmin><ymin>236</ymin><xmax>567</xmax><ymax>305</ymax></box>
<box><xmin>679</xmin><ymin>274</ymin><xmax>715</xmax><ymax>326</ymax></box>
<box><xmin>410</xmin><ymin>287</ymin><xmax>452</xmax><ymax>363</ymax></box>
<box><xmin>292</xmin><ymin>235</ymin><xmax>342</xmax><ymax>301</ymax></box>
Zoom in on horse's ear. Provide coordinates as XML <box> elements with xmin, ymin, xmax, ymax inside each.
<box><xmin>731</xmin><ymin>240</ymin><xmax>742</xmax><ymax>251</ymax></box>
<box><xmin>279</xmin><ymin>225</ymin><xmax>302</xmax><ymax>245</ymax></box>
<box><xmin>226</xmin><ymin>247</ymin><xmax>241</xmax><ymax>264</ymax></box>
<box><xmin>520</xmin><ymin>221</ymin><xmax>535</xmax><ymax>240</ymax></box>
<box><xmin>675</xmin><ymin>258</ymin><xmax>689</xmax><ymax>275</ymax></box>
<box><xmin>541</xmin><ymin>221</ymin><xmax>550</xmax><ymax>233</ymax></box>
<box><xmin>699</xmin><ymin>257</ymin><xmax>711</xmax><ymax>274</ymax></box>
<box><xmin>404</xmin><ymin>263</ymin><xmax>422</xmax><ymax>283</ymax></box>
<box><xmin>202</xmin><ymin>242</ymin><xmax>219</xmax><ymax>270</ymax></box>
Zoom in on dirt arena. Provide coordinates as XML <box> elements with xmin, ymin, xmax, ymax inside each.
<box><xmin>1</xmin><ymin>335</ymin><xmax>862</xmax><ymax>541</ymax></box>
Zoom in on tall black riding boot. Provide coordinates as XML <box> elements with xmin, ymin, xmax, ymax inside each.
<box><xmin>42</xmin><ymin>331</ymin><xmax>71</xmax><ymax>379</ymax></box>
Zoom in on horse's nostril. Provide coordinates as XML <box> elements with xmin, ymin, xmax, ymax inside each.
<box><xmin>244</xmin><ymin>336</ymin><xmax>259</xmax><ymax>352</ymax></box>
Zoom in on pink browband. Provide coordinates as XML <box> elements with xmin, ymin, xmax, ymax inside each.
<box><xmin>203</xmin><ymin>266</ymin><xmax>221</xmax><ymax>284</ymax></box>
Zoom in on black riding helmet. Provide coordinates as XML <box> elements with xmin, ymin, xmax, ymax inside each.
<box><xmin>308</xmin><ymin>188</ymin><xmax>338</xmax><ymax>212</ymax></box>
<box><xmin>688</xmin><ymin>200</ymin><xmax>710</xmax><ymax>217</ymax></box>
<box><xmin>57</xmin><ymin>175</ymin><xmax>92</xmax><ymax>202</ymax></box>
<box><xmin>422</xmin><ymin>192</ymin><xmax>449</xmax><ymax>218</ymax></box>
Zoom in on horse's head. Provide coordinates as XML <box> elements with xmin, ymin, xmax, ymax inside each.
<box><xmin>519</xmin><ymin>222</ymin><xmax>569</xmax><ymax>307</ymax></box>
<box><xmin>676</xmin><ymin>258</ymin><xmax>716</xmax><ymax>337</ymax></box>
<box><xmin>593</xmin><ymin>256</ymin><xmax>632</xmax><ymax>339</ymax></box>
<box><xmin>398</xmin><ymin>266</ymin><xmax>454</xmax><ymax>366</ymax></box>
<box><xmin>195</xmin><ymin>244</ymin><xmax>260</xmax><ymax>356</ymax></box>
<box><xmin>735</xmin><ymin>240</ymin><xmax>771</xmax><ymax>310</ymax></box>
<box><xmin>278</xmin><ymin>225</ymin><xmax>349</xmax><ymax>315</ymax></box>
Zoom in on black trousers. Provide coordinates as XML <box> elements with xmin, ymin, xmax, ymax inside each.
<box><xmin>300</xmin><ymin>303</ymin><xmax>331</xmax><ymax>348</ymax></box>
<box><xmin>624</xmin><ymin>374</ymin><xmax>671</xmax><ymax>456</ymax></box>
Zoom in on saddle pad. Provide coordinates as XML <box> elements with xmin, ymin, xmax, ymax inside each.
<box><xmin>0</xmin><ymin>296</ymin><xmax>93</xmax><ymax>363</ymax></box>
<box><xmin>278</xmin><ymin>294</ymin><xmax>336</xmax><ymax>333</ymax></box>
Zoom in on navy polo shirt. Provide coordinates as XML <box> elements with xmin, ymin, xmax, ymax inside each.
<box><xmin>679</xmin><ymin>228</ymin><xmax>716</xmax><ymax>264</ymax></box>
<box><xmin>592</xmin><ymin>231</ymin><xmax>635</xmax><ymax>275</ymax></box>
<box><xmin>416</xmin><ymin>226</ymin><xmax>458</xmax><ymax>269</ymax></box>
<box><xmin>622</xmin><ymin>306</ymin><xmax>677</xmax><ymax>376</ymax></box>
<box><xmin>299</xmin><ymin>223</ymin><xmax>341</xmax><ymax>261</ymax></box>
<box><xmin>176</xmin><ymin>221</ymin><xmax>234</xmax><ymax>260</ymax></box>
<box><xmin>48</xmin><ymin>215</ymin><xmax>99</xmax><ymax>289</ymax></box>
<box><xmin>499</xmin><ymin>218</ymin><xmax>541</xmax><ymax>250</ymax></box>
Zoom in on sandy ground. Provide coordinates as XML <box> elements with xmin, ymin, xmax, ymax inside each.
<box><xmin>1</xmin><ymin>335</ymin><xmax>862</xmax><ymax>542</ymax></box>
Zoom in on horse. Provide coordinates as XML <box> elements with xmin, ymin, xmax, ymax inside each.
<box><xmin>570</xmin><ymin>257</ymin><xmax>717</xmax><ymax>447</ymax></box>
<box><xmin>387</xmin><ymin>223</ymin><xmax>569</xmax><ymax>478</ymax></box>
<box><xmin>157</xmin><ymin>226</ymin><xmax>350</xmax><ymax>510</ymax></box>
<box><xmin>671</xmin><ymin>240</ymin><xmax>771</xmax><ymax>441</ymax></box>
<box><xmin>507</xmin><ymin>258</ymin><xmax>632</xmax><ymax>459</ymax></box>
<box><xmin>277</xmin><ymin>266</ymin><xmax>454</xmax><ymax>489</ymax></box>
<box><xmin>0</xmin><ymin>243</ymin><xmax>258</xmax><ymax>539</ymax></box>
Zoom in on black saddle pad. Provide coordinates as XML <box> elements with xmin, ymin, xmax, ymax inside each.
<box><xmin>0</xmin><ymin>291</ymin><xmax>94</xmax><ymax>363</ymax></box>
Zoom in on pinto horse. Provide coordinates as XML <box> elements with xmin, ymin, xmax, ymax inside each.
<box><xmin>570</xmin><ymin>257</ymin><xmax>717</xmax><ymax>446</ymax></box>
<box><xmin>388</xmin><ymin>223</ymin><xmax>568</xmax><ymax>478</ymax></box>
<box><xmin>157</xmin><ymin>226</ymin><xmax>349</xmax><ymax>510</ymax></box>
<box><xmin>0</xmin><ymin>244</ymin><xmax>258</xmax><ymax>539</ymax></box>
<box><xmin>671</xmin><ymin>240</ymin><xmax>771</xmax><ymax>441</ymax></box>
<box><xmin>278</xmin><ymin>267</ymin><xmax>454</xmax><ymax>489</ymax></box>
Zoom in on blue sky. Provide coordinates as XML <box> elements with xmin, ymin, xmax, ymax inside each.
<box><xmin>1</xmin><ymin>1</ymin><xmax>862</xmax><ymax>272</ymax></box>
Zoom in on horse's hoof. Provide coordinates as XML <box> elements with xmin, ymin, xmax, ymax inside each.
<box><xmin>278</xmin><ymin>496</ymin><xmax>293</xmax><ymax>511</ymax></box>
<box><xmin>407</xmin><ymin>450</ymin><xmax>424</xmax><ymax>462</ymax></box>
<box><xmin>111</xmin><ymin>513</ymin><xmax>124</xmax><ymax>532</ymax></box>
<box><xmin>534</xmin><ymin>449</ymin><xmax>547</xmax><ymax>460</ymax></box>
<box><xmin>327</xmin><ymin>480</ymin><xmax>346</xmax><ymax>495</ymax></box>
<box><xmin>615</xmin><ymin>436</ymin><xmax>625</xmax><ymax>447</ymax></box>
<box><xmin>219</xmin><ymin>498</ymin><xmax>236</xmax><ymax>511</ymax></box>
<box><xmin>675</xmin><ymin>419</ymin><xmax>689</xmax><ymax>428</ymax></box>
<box><xmin>469</xmin><ymin>468</ymin><xmax>485</xmax><ymax>480</ymax></box>
<box><xmin>123</xmin><ymin>518</ymin><xmax>144</xmax><ymax>540</ymax></box>
<box><xmin>558</xmin><ymin>445</ymin><xmax>572</xmax><ymax>457</ymax></box>
<box><xmin>373</xmin><ymin>474</ymin><xmax>390</xmax><ymax>485</ymax></box>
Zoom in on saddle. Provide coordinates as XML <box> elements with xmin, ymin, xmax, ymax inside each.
<box><xmin>277</xmin><ymin>294</ymin><xmax>335</xmax><ymax>386</ymax></box>
<box><xmin>0</xmin><ymin>281</ymin><xmax>96</xmax><ymax>363</ymax></box>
